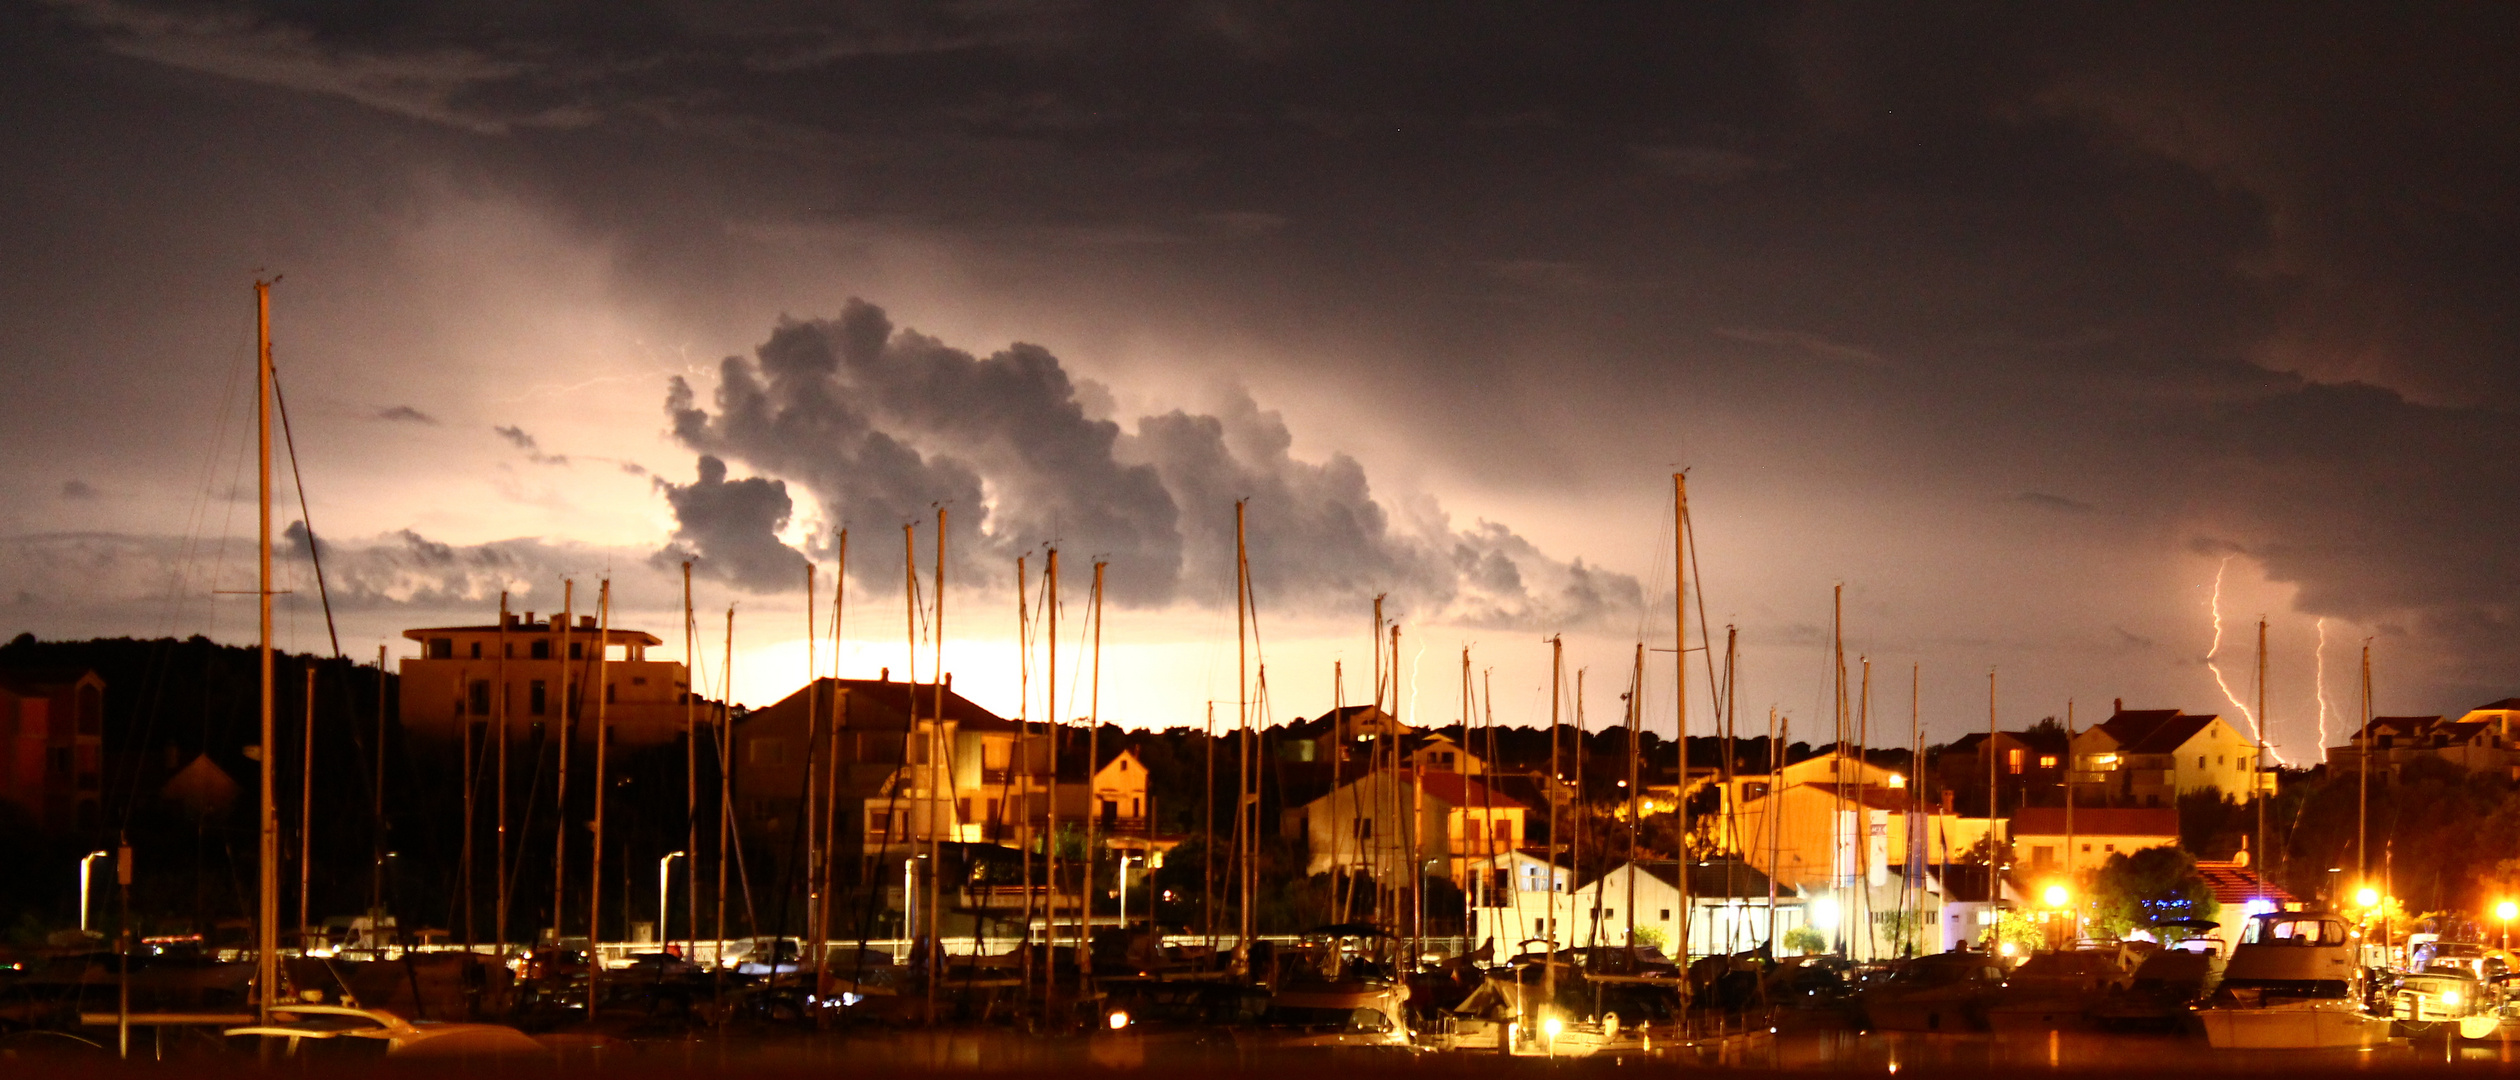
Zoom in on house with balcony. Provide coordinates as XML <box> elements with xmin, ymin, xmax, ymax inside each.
<box><xmin>2326</xmin><ymin>705</ymin><xmax>2520</xmax><ymax>782</ymax></box>
<box><xmin>1286</xmin><ymin>766</ymin><xmax>1528</xmax><ymax>883</ymax></box>
<box><xmin>2070</xmin><ymin>707</ymin><xmax>2262</xmax><ymax>807</ymax></box>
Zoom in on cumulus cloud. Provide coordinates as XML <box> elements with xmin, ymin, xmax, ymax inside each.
<box><xmin>665</xmin><ymin>300</ymin><xmax>1641</xmax><ymax>627</ymax></box>
<box><xmin>652</xmin><ymin>455</ymin><xmax>809</xmax><ymax>593</ymax></box>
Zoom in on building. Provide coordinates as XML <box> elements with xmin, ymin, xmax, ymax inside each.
<box><xmin>2009</xmin><ymin>806</ymin><xmax>2180</xmax><ymax>877</ymax></box>
<box><xmin>1277</xmin><ymin>704</ymin><xmax>1409</xmax><ymax>765</ymax></box>
<box><xmin>1938</xmin><ymin>728</ymin><xmax>2070</xmax><ymax>812</ymax></box>
<box><xmin>2071</xmin><ymin>707</ymin><xmax>2264</xmax><ymax>807</ymax></box>
<box><xmin>1725</xmin><ymin>781</ymin><xmax>1990</xmax><ymax>894</ymax></box>
<box><xmin>0</xmin><ymin>668</ymin><xmax>105</xmax><ymax>833</ymax></box>
<box><xmin>1286</xmin><ymin>767</ymin><xmax>1529</xmax><ymax>883</ymax></box>
<box><xmin>1563</xmin><ymin>859</ymin><xmax>1806</xmax><ymax>958</ymax></box>
<box><xmin>1406</xmin><ymin>732</ymin><xmax>1486</xmax><ymax>775</ymax></box>
<box><xmin>733</xmin><ymin>674</ymin><xmax>1033</xmax><ymax>864</ymax></box>
<box><xmin>2328</xmin><ymin>709</ymin><xmax>2520</xmax><ymax>781</ymax></box>
<box><xmin>397</xmin><ymin>614</ymin><xmax>690</xmax><ymax>746</ymax></box>
<box><xmin>2191</xmin><ymin>859</ymin><xmax>2297</xmax><ymax>955</ymax></box>
<box><xmin>1462</xmin><ymin>849</ymin><xmax>1572</xmax><ymax>953</ymax></box>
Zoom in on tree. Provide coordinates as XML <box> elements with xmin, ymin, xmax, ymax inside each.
<box><xmin>2086</xmin><ymin>846</ymin><xmax>2218</xmax><ymax>938</ymax></box>
<box><xmin>1781</xmin><ymin>925</ymin><xmax>1827</xmax><ymax>956</ymax></box>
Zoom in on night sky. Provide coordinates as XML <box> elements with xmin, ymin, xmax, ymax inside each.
<box><xmin>5</xmin><ymin>2</ymin><xmax>2516</xmax><ymax>756</ymax></box>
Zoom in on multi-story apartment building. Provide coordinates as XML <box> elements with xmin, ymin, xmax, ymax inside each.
<box><xmin>397</xmin><ymin>613</ymin><xmax>690</xmax><ymax>747</ymax></box>
<box><xmin>0</xmin><ymin>668</ymin><xmax>105</xmax><ymax>834</ymax></box>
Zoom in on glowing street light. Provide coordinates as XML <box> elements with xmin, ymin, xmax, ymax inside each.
<box><xmin>2044</xmin><ymin>884</ymin><xmax>2070</xmax><ymax>908</ymax></box>
<box><xmin>2356</xmin><ymin>886</ymin><xmax>2381</xmax><ymax>909</ymax></box>
<box><xmin>78</xmin><ymin>850</ymin><xmax>109</xmax><ymax>934</ymax></box>
<box><xmin>657</xmin><ymin>852</ymin><xmax>684</xmax><ymax>947</ymax></box>
<box><xmin>2498</xmin><ymin>900</ymin><xmax>2517</xmax><ymax>950</ymax></box>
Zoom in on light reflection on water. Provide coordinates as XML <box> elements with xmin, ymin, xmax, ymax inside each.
<box><xmin>574</xmin><ymin>1026</ymin><xmax>2520</xmax><ymax>1072</ymax></box>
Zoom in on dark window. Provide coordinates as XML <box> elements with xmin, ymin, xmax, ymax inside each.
<box><xmin>469</xmin><ymin>641</ymin><xmax>482</xmax><ymax>659</ymax></box>
<box><xmin>428</xmin><ymin>638</ymin><xmax>453</xmax><ymax>659</ymax></box>
<box><xmin>48</xmin><ymin>747</ymin><xmax>72</xmax><ymax>777</ymax></box>
<box><xmin>469</xmin><ymin>680</ymin><xmax>491</xmax><ymax>716</ymax></box>
<box><xmin>605</xmin><ymin>682</ymin><xmax>616</xmax><ymax>705</ymax></box>
<box><xmin>504</xmin><ymin>643</ymin><xmax>514</xmax><ymax>658</ymax></box>
<box><xmin>1355</xmin><ymin>818</ymin><xmax>1374</xmax><ymax>840</ymax></box>
<box><xmin>77</xmin><ymin>685</ymin><xmax>101</xmax><ymax>736</ymax></box>
<box><xmin>530</xmin><ymin>640</ymin><xmax>550</xmax><ymax>660</ymax></box>
<box><xmin>569</xmin><ymin>642</ymin><xmax>583</xmax><ymax>660</ymax></box>
<box><xmin>1102</xmin><ymin>799</ymin><xmax>1118</xmax><ymax>828</ymax></box>
<box><xmin>530</xmin><ymin>680</ymin><xmax>548</xmax><ymax>716</ymax></box>
<box><xmin>1660</xmin><ymin>908</ymin><xmax>1672</xmax><ymax>921</ymax></box>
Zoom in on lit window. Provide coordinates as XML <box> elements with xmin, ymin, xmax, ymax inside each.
<box><xmin>2007</xmin><ymin>748</ymin><xmax>2024</xmax><ymax>774</ymax></box>
<box><xmin>2038</xmin><ymin>755</ymin><xmax>2057</xmax><ymax>769</ymax></box>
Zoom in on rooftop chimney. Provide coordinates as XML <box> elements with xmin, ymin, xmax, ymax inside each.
<box><xmin>580</xmin><ymin>615</ymin><xmax>597</xmax><ymax>630</ymax></box>
<box><xmin>880</xmin><ymin>667</ymin><xmax>890</xmax><ymax>682</ymax></box>
<box><xmin>525</xmin><ymin>611</ymin><xmax>536</xmax><ymax>626</ymax></box>
<box><xmin>2114</xmin><ymin>698</ymin><xmax>2123</xmax><ymax>714</ymax></box>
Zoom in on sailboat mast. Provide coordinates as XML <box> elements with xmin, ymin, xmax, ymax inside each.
<box><xmin>931</xmin><ymin>508</ymin><xmax>948</xmax><ymax>1002</ymax></box>
<box><xmin>1015</xmin><ymin>555</ymin><xmax>1033</xmax><ymax>997</ymax></box>
<box><xmin>1985</xmin><ymin>667</ymin><xmax>1997</xmax><ymax>947</ymax></box>
<box><xmin>803</xmin><ymin>564</ymin><xmax>821</xmax><ymax>983</ymax></box>
<box><xmin>1545</xmin><ymin>634</ymin><xmax>1561</xmax><ymax>1017</ymax></box>
<box><xmin>553</xmin><ymin>581</ymin><xmax>573</xmax><ymax>946</ymax></box>
<box><xmin>497</xmin><ymin>589</ymin><xmax>511</xmax><ymax>957</ymax></box>
<box><xmin>1626</xmin><ymin>644</ymin><xmax>1641</xmax><ymax>955</ymax></box>
<box><xmin>254</xmin><ymin>279</ymin><xmax>279</xmax><ymax>1021</ymax></box>
<box><xmin>1233</xmin><ymin>501</ymin><xmax>1252</xmax><ymax>971</ymax></box>
<box><xmin>2358</xmin><ymin>642</ymin><xmax>2371</xmax><ymax>888</ymax></box>
<box><xmin>2255</xmin><ymin>617</ymin><xmax>2269</xmax><ymax>883</ymax></box>
<box><xmin>681</xmin><ymin>566</ymin><xmax>695</xmax><ymax>962</ymax></box>
<box><xmin>818</xmin><ymin>531</ymin><xmax>846</xmax><ymax>998</ymax></box>
<box><xmin>1671</xmin><ymin>473</ymin><xmax>1690</xmax><ymax>969</ymax></box>
<box><xmin>1044</xmin><ymin>544</ymin><xmax>1059</xmax><ymax>1005</ymax></box>
<box><xmin>1038</xmin><ymin>546</ymin><xmax>1058</xmax><ymax>1012</ymax></box>
<box><xmin>301</xmin><ymin>663</ymin><xmax>315</xmax><ymax>950</ymax></box>
<box><xmin>1082</xmin><ymin>560</ymin><xmax>1105</xmax><ymax>990</ymax></box>
<box><xmin>587</xmin><ymin>579</ymin><xmax>610</xmax><ymax>1017</ymax></box>
<box><xmin>1767</xmin><ymin>710</ymin><xmax>1782</xmax><ymax>951</ymax></box>
<box><xmin>715</xmin><ymin>605</ymin><xmax>733</xmax><ymax>1000</ymax></box>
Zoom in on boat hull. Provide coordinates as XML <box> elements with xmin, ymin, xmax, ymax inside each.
<box><xmin>2198</xmin><ymin>1005</ymin><xmax>2390</xmax><ymax>1049</ymax></box>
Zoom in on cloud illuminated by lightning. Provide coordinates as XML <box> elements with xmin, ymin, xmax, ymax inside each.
<box><xmin>2204</xmin><ymin>556</ymin><xmax>2281</xmax><ymax>764</ymax></box>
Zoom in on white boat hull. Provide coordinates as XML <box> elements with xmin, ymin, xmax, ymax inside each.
<box><xmin>2198</xmin><ymin>1004</ymin><xmax>2391</xmax><ymax>1049</ymax></box>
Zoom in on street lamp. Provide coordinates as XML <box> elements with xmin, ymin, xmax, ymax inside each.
<box><xmin>78</xmin><ymin>851</ymin><xmax>109</xmax><ymax>934</ymax></box>
<box><xmin>2043</xmin><ymin>884</ymin><xmax>2072</xmax><ymax>951</ymax></box>
<box><xmin>2497</xmin><ymin>900</ymin><xmax>2517</xmax><ymax>950</ymax></box>
<box><xmin>2356</xmin><ymin>886</ymin><xmax>2380</xmax><ymax>909</ymax></box>
<box><xmin>658</xmin><ymin>852</ymin><xmax>684</xmax><ymax>948</ymax></box>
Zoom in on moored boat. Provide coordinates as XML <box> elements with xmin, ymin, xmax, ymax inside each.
<box><xmin>2196</xmin><ymin>910</ymin><xmax>2390</xmax><ymax>1049</ymax></box>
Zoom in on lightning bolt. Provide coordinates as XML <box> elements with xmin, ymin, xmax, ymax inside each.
<box><xmin>2314</xmin><ymin>617</ymin><xmax>2334</xmax><ymax>761</ymax></box>
<box><xmin>2204</xmin><ymin>556</ymin><xmax>2280</xmax><ymax>763</ymax></box>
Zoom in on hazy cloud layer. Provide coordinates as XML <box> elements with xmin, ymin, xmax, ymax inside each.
<box><xmin>666</xmin><ymin>301</ymin><xmax>1642</xmax><ymax>626</ymax></box>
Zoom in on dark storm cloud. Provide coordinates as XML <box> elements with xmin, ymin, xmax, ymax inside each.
<box><xmin>11</xmin><ymin>2</ymin><xmax>2520</xmax><ymax>708</ymax></box>
<box><xmin>652</xmin><ymin>454</ymin><xmax>807</xmax><ymax>593</ymax></box>
<box><xmin>666</xmin><ymin>301</ymin><xmax>1642</xmax><ymax>625</ymax></box>
<box><xmin>60</xmin><ymin>479</ymin><xmax>96</xmax><ymax>500</ymax></box>
<box><xmin>2181</xmin><ymin>380</ymin><xmax>2520</xmax><ymax>688</ymax></box>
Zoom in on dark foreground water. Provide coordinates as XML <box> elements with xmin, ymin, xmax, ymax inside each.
<box><xmin>10</xmin><ymin>1027</ymin><xmax>2520</xmax><ymax>1076</ymax></box>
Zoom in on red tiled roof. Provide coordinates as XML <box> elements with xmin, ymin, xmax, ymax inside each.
<box><xmin>1415</xmin><ymin>770</ymin><xmax>1527</xmax><ymax>811</ymax></box>
<box><xmin>2010</xmin><ymin>806</ymin><xmax>2178</xmax><ymax>838</ymax></box>
<box><xmin>2193</xmin><ymin>860</ymin><xmax>2296</xmax><ymax>906</ymax></box>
